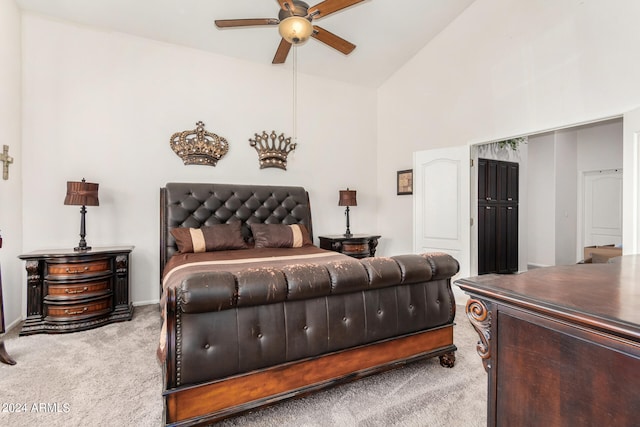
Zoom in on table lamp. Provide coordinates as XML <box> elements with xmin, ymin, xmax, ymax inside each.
<box><xmin>64</xmin><ymin>178</ymin><xmax>99</xmax><ymax>251</ymax></box>
<box><xmin>338</xmin><ymin>188</ymin><xmax>357</xmax><ymax>237</ymax></box>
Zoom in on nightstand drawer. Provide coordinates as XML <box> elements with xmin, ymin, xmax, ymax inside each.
<box><xmin>47</xmin><ymin>259</ymin><xmax>110</xmax><ymax>278</ymax></box>
<box><xmin>342</xmin><ymin>242</ymin><xmax>369</xmax><ymax>254</ymax></box>
<box><xmin>46</xmin><ymin>279</ymin><xmax>111</xmax><ymax>301</ymax></box>
<box><xmin>45</xmin><ymin>296</ymin><xmax>112</xmax><ymax>321</ymax></box>
<box><xmin>319</xmin><ymin>234</ymin><xmax>381</xmax><ymax>259</ymax></box>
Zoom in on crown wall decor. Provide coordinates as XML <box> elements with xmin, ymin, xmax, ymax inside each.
<box><xmin>170</xmin><ymin>121</ymin><xmax>229</xmax><ymax>166</ymax></box>
<box><xmin>249</xmin><ymin>131</ymin><xmax>297</xmax><ymax>170</ymax></box>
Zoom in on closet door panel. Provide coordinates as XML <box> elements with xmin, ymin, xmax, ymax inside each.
<box><xmin>479</xmin><ymin>205</ymin><xmax>497</xmax><ymax>274</ymax></box>
<box><xmin>497</xmin><ymin>205</ymin><xmax>519</xmax><ymax>274</ymax></box>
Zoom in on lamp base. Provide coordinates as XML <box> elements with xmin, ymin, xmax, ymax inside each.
<box><xmin>343</xmin><ymin>207</ymin><xmax>353</xmax><ymax>239</ymax></box>
<box><xmin>74</xmin><ymin>205</ymin><xmax>91</xmax><ymax>252</ymax></box>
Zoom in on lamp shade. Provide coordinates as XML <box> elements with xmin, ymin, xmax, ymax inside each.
<box><xmin>278</xmin><ymin>16</ymin><xmax>313</xmax><ymax>44</ymax></box>
<box><xmin>338</xmin><ymin>189</ymin><xmax>357</xmax><ymax>207</ymax></box>
<box><xmin>64</xmin><ymin>179</ymin><xmax>99</xmax><ymax>207</ymax></box>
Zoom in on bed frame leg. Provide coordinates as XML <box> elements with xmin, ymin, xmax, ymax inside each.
<box><xmin>439</xmin><ymin>351</ymin><xmax>456</xmax><ymax>368</ymax></box>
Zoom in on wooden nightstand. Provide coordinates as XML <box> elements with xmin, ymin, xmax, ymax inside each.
<box><xmin>318</xmin><ymin>234</ymin><xmax>381</xmax><ymax>259</ymax></box>
<box><xmin>18</xmin><ymin>246</ymin><xmax>134</xmax><ymax>335</ymax></box>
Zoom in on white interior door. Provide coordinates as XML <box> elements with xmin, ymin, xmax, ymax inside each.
<box><xmin>413</xmin><ymin>146</ymin><xmax>470</xmax><ymax>280</ymax></box>
<box><xmin>583</xmin><ymin>169</ymin><xmax>623</xmax><ymax>247</ymax></box>
<box><xmin>623</xmin><ymin>106</ymin><xmax>640</xmax><ymax>255</ymax></box>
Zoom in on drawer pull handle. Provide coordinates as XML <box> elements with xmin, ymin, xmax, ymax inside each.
<box><xmin>65</xmin><ymin>287</ymin><xmax>89</xmax><ymax>294</ymax></box>
<box><xmin>65</xmin><ymin>307</ymin><xmax>88</xmax><ymax>315</ymax></box>
<box><xmin>66</xmin><ymin>266</ymin><xmax>89</xmax><ymax>274</ymax></box>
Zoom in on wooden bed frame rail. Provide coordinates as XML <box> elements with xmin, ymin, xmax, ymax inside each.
<box><xmin>164</xmin><ymin>325</ymin><xmax>456</xmax><ymax>426</ymax></box>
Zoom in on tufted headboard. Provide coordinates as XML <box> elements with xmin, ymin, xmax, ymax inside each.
<box><xmin>159</xmin><ymin>182</ymin><xmax>313</xmax><ymax>279</ymax></box>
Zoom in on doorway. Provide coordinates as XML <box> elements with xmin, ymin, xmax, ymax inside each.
<box><xmin>415</xmin><ymin>110</ymin><xmax>636</xmax><ymax>283</ymax></box>
<box><xmin>472</xmin><ymin>117</ymin><xmax>624</xmax><ymax>272</ymax></box>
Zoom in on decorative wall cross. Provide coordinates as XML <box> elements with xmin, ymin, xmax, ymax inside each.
<box><xmin>1</xmin><ymin>145</ymin><xmax>13</xmax><ymax>180</ymax></box>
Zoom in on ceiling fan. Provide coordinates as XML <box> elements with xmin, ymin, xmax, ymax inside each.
<box><xmin>215</xmin><ymin>0</ymin><xmax>365</xmax><ymax>64</ymax></box>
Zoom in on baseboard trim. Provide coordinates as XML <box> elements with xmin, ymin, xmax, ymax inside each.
<box><xmin>527</xmin><ymin>263</ymin><xmax>550</xmax><ymax>270</ymax></box>
<box><xmin>133</xmin><ymin>299</ymin><xmax>159</xmax><ymax>307</ymax></box>
<box><xmin>4</xmin><ymin>317</ymin><xmax>22</xmax><ymax>334</ymax></box>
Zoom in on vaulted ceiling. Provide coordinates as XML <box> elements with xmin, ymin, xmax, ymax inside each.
<box><xmin>16</xmin><ymin>0</ymin><xmax>476</xmax><ymax>88</ymax></box>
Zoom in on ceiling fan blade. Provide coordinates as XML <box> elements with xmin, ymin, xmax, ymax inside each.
<box><xmin>215</xmin><ymin>18</ymin><xmax>279</xmax><ymax>28</ymax></box>
<box><xmin>311</xmin><ymin>25</ymin><xmax>355</xmax><ymax>55</ymax></box>
<box><xmin>273</xmin><ymin>38</ymin><xmax>292</xmax><ymax>64</ymax></box>
<box><xmin>308</xmin><ymin>0</ymin><xmax>365</xmax><ymax>19</ymax></box>
<box><xmin>277</xmin><ymin>0</ymin><xmax>292</xmax><ymax>13</ymax></box>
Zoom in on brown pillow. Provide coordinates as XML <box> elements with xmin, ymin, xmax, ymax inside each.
<box><xmin>250</xmin><ymin>224</ymin><xmax>313</xmax><ymax>248</ymax></box>
<box><xmin>170</xmin><ymin>222</ymin><xmax>247</xmax><ymax>253</ymax></box>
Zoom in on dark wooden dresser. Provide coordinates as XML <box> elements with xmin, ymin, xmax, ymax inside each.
<box><xmin>455</xmin><ymin>256</ymin><xmax>640</xmax><ymax>426</ymax></box>
<box><xmin>318</xmin><ymin>234</ymin><xmax>381</xmax><ymax>258</ymax></box>
<box><xmin>18</xmin><ymin>246</ymin><xmax>134</xmax><ymax>335</ymax></box>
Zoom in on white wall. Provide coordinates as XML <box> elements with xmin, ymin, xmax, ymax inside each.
<box><xmin>0</xmin><ymin>0</ymin><xmax>23</xmax><ymax>328</ymax></box>
<box><xmin>15</xmin><ymin>0</ymin><xmax>640</xmax><ymax>316</ymax></box>
<box><xmin>527</xmin><ymin>133</ymin><xmax>556</xmax><ymax>267</ymax></box>
<box><xmin>22</xmin><ymin>15</ymin><xmax>378</xmax><ymax>306</ymax></box>
<box><xmin>554</xmin><ymin>130</ymin><xmax>578</xmax><ymax>265</ymax></box>
<box><xmin>577</xmin><ymin>119</ymin><xmax>623</xmax><ymax>172</ymax></box>
<box><xmin>377</xmin><ymin>0</ymin><xmax>640</xmax><ymax>259</ymax></box>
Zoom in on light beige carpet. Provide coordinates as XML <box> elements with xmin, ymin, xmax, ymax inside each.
<box><xmin>0</xmin><ymin>304</ymin><xmax>486</xmax><ymax>427</ymax></box>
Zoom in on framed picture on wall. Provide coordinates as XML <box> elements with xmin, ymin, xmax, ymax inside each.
<box><xmin>397</xmin><ymin>169</ymin><xmax>413</xmax><ymax>195</ymax></box>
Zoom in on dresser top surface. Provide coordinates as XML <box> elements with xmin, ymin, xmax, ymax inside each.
<box><xmin>456</xmin><ymin>255</ymin><xmax>640</xmax><ymax>339</ymax></box>
<box><xmin>19</xmin><ymin>246</ymin><xmax>134</xmax><ymax>259</ymax></box>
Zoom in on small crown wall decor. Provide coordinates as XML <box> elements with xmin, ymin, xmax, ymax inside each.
<box><xmin>170</xmin><ymin>121</ymin><xmax>229</xmax><ymax>166</ymax></box>
<box><xmin>249</xmin><ymin>131</ymin><xmax>297</xmax><ymax>170</ymax></box>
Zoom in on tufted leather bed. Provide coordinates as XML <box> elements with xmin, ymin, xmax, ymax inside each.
<box><xmin>159</xmin><ymin>182</ymin><xmax>459</xmax><ymax>426</ymax></box>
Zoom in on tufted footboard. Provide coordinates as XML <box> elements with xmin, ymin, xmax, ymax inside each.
<box><xmin>162</xmin><ymin>252</ymin><xmax>459</xmax><ymax>426</ymax></box>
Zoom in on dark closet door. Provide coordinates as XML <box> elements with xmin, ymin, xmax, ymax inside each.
<box><xmin>478</xmin><ymin>158</ymin><xmax>519</xmax><ymax>274</ymax></box>
<box><xmin>478</xmin><ymin>205</ymin><xmax>497</xmax><ymax>274</ymax></box>
<box><xmin>496</xmin><ymin>205</ymin><xmax>519</xmax><ymax>273</ymax></box>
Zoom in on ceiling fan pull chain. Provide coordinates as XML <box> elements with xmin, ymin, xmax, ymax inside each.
<box><xmin>292</xmin><ymin>46</ymin><xmax>298</xmax><ymax>143</ymax></box>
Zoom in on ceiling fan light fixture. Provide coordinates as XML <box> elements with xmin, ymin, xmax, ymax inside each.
<box><xmin>278</xmin><ymin>16</ymin><xmax>313</xmax><ymax>44</ymax></box>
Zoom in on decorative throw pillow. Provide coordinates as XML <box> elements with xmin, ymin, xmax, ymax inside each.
<box><xmin>170</xmin><ymin>222</ymin><xmax>247</xmax><ymax>253</ymax></box>
<box><xmin>250</xmin><ymin>224</ymin><xmax>313</xmax><ymax>248</ymax></box>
